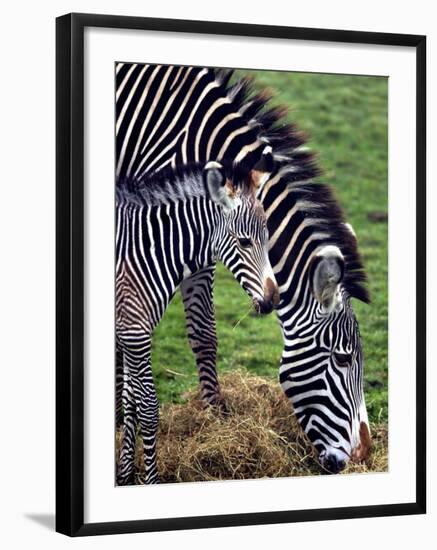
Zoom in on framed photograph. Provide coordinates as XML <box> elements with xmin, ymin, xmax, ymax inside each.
<box><xmin>56</xmin><ymin>12</ymin><xmax>426</xmax><ymax>536</ymax></box>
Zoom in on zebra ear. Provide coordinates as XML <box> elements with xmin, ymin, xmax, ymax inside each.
<box><xmin>310</xmin><ymin>245</ymin><xmax>345</xmax><ymax>312</ymax></box>
<box><xmin>204</xmin><ymin>161</ymin><xmax>239</xmax><ymax>211</ymax></box>
<box><xmin>250</xmin><ymin>146</ymin><xmax>275</xmax><ymax>193</ymax></box>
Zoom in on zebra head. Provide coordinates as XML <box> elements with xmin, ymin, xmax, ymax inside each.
<box><xmin>204</xmin><ymin>161</ymin><xmax>279</xmax><ymax>315</ymax></box>
<box><xmin>279</xmin><ymin>240</ymin><xmax>371</xmax><ymax>474</ymax></box>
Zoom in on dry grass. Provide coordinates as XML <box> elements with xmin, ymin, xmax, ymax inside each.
<box><xmin>116</xmin><ymin>371</ymin><xmax>388</xmax><ymax>484</ymax></box>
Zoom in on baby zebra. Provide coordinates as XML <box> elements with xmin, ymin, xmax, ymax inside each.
<box><xmin>116</xmin><ymin>161</ymin><xmax>279</xmax><ymax>484</ymax></box>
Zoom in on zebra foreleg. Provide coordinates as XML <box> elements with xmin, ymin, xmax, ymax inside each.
<box><xmin>180</xmin><ymin>267</ymin><xmax>223</xmax><ymax>409</ymax></box>
<box><xmin>116</xmin><ymin>364</ymin><xmax>137</xmax><ymax>486</ymax></box>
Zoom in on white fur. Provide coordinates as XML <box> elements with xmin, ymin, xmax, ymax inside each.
<box><xmin>205</xmin><ymin>163</ymin><xmax>239</xmax><ymax>211</ymax></box>
<box><xmin>204</xmin><ymin>161</ymin><xmax>222</xmax><ymax>170</ymax></box>
<box><xmin>316</xmin><ymin>244</ymin><xmax>344</xmax><ymax>260</ymax></box>
<box><xmin>344</xmin><ymin>222</ymin><xmax>357</xmax><ymax>238</ymax></box>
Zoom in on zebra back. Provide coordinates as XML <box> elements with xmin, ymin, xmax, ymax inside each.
<box><xmin>116</xmin><ymin>64</ymin><xmax>272</xmax><ymax>182</ymax></box>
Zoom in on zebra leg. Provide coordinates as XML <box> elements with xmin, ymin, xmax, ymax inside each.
<box><xmin>117</xmin><ymin>330</ymin><xmax>160</xmax><ymax>485</ymax></box>
<box><xmin>180</xmin><ymin>266</ymin><xmax>222</xmax><ymax>408</ymax></box>
<box><xmin>115</xmin><ymin>343</ymin><xmax>124</xmax><ymax>429</ymax></box>
<box><xmin>132</xmin><ymin>361</ymin><xmax>160</xmax><ymax>484</ymax></box>
<box><xmin>116</xmin><ymin>362</ymin><xmax>137</xmax><ymax>486</ymax></box>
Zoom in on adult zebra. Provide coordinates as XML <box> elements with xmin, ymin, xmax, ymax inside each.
<box><xmin>116</xmin><ymin>63</ymin><xmax>372</xmax><ymax>477</ymax></box>
<box><xmin>116</xmin><ymin>161</ymin><xmax>278</xmax><ymax>484</ymax></box>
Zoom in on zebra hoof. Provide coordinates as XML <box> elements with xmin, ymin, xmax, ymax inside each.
<box><xmin>116</xmin><ymin>472</ymin><xmax>135</xmax><ymax>486</ymax></box>
<box><xmin>137</xmin><ymin>473</ymin><xmax>160</xmax><ymax>485</ymax></box>
<box><xmin>208</xmin><ymin>396</ymin><xmax>230</xmax><ymax>416</ymax></box>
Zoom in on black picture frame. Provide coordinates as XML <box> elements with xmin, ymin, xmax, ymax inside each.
<box><xmin>56</xmin><ymin>12</ymin><xmax>426</xmax><ymax>537</ymax></box>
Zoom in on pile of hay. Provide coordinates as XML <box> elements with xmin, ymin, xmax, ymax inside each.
<box><xmin>117</xmin><ymin>370</ymin><xmax>388</xmax><ymax>483</ymax></box>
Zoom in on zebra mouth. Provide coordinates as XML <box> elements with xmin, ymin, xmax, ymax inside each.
<box><xmin>252</xmin><ymin>298</ymin><xmax>274</xmax><ymax>315</ymax></box>
<box><xmin>319</xmin><ymin>448</ymin><xmax>349</xmax><ymax>474</ymax></box>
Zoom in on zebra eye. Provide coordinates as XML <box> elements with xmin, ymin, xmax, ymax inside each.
<box><xmin>238</xmin><ymin>237</ymin><xmax>253</xmax><ymax>249</ymax></box>
<box><xmin>333</xmin><ymin>352</ymin><xmax>352</xmax><ymax>367</ymax></box>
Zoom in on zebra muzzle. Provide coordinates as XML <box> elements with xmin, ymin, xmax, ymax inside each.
<box><xmin>253</xmin><ymin>299</ymin><xmax>272</xmax><ymax>314</ymax></box>
<box><xmin>253</xmin><ymin>278</ymin><xmax>279</xmax><ymax>315</ymax></box>
<box><xmin>264</xmin><ymin>277</ymin><xmax>280</xmax><ymax>308</ymax></box>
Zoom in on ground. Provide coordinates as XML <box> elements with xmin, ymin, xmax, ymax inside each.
<box><xmin>119</xmin><ymin>371</ymin><xmax>388</xmax><ymax>483</ymax></box>
<box><xmin>151</xmin><ymin>69</ymin><xmax>388</xmax><ymax>430</ymax></box>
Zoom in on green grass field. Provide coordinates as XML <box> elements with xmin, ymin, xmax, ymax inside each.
<box><xmin>151</xmin><ymin>70</ymin><xmax>388</xmax><ymax>425</ymax></box>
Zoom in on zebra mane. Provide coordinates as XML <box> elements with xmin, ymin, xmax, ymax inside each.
<box><xmin>116</xmin><ymin>162</ymin><xmax>251</xmax><ymax>207</ymax></box>
<box><xmin>279</xmin><ymin>172</ymin><xmax>370</xmax><ymax>303</ymax></box>
<box><xmin>218</xmin><ymin>70</ymin><xmax>321</xmax><ymax>179</ymax></box>
<box><xmin>217</xmin><ymin>69</ymin><xmax>369</xmax><ymax>303</ymax></box>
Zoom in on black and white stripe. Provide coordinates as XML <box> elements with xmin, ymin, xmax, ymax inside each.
<box><xmin>116</xmin><ymin>163</ymin><xmax>277</xmax><ymax>484</ymax></box>
<box><xmin>116</xmin><ymin>64</ymin><xmax>266</xmax><ymax>181</ymax></box>
<box><xmin>115</xmin><ymin>63</ymin><xmax>372</xmax><ymax>476</ymax></box>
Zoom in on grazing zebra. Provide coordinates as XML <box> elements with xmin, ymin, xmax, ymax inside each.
<box><xmin>258</xmin><ymin>172</ymin><xmax>371</xmax><ymax>473</ymax></box>
<box><xmin>116</xmin><ymin>63</ymin><xmax>372</xmax><ymax>476</ymax></box>
<box><xmin>116</xmin><ymin>161</ymin><xmax>278</xmax><ymax>484</ymax></box>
